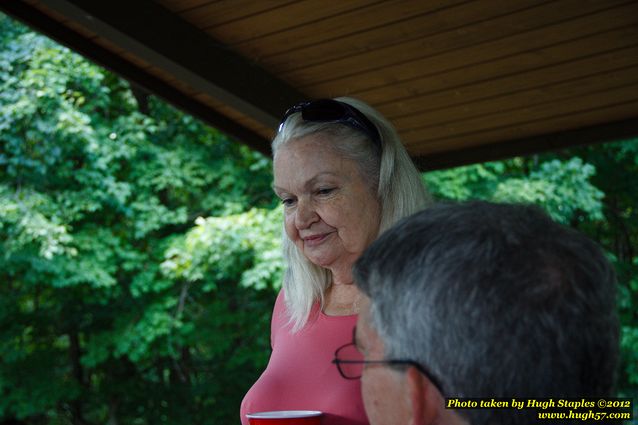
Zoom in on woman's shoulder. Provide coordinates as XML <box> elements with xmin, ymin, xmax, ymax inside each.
<box><xmin>270</xmin><ymin>289</ymin><xmax>291</xmax><ymax>347</ymax></box>
<box><xmin>273</xmin><ymin>288</ymin><xmax>286</xmax><ymax>318</ymax></box>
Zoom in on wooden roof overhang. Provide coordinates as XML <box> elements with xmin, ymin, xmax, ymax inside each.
<box><xmin>2</xmin><ymin>0</ymin><xmax>638</xmax><ymax>170</ymax></box>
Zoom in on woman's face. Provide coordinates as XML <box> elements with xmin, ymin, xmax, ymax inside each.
<box><xmin>273</xmin><ymin>134</ymin><xmax>381</xmax><ymax>273</ymax></box>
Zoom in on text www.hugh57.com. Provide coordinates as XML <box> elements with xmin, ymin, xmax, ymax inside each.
<box><xmin>538</xmin><ymin>410</ymin><xmax>631</xmax><ymax>421</ymax></box>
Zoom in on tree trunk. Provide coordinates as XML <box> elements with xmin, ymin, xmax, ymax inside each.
<box><xmin>68</xmin><ymin>331</ymin><xmax>89</xmax><ymax>425</ymax></box>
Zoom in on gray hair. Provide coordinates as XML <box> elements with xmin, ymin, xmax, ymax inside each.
<box><xmin>273</xmin><ymin>97</ymin><xmax>429</xmax><ymax>331</ymax></box>
<box><xmin>354</xmin><ymin>201</ymin><xmax>619</xmax><ymax>425</ymax></box>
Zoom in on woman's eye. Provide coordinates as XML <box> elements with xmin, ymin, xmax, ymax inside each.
<box><xmin>317</xmin><ymin>188</ymin><xmax>334</xmax><ymax>195</ymax></box>
<box><xmin>281</xmin><ymin>198</ymin><xmax>295</xmax><ymax>207</ymax></box>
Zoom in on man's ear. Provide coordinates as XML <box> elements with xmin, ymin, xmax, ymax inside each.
<box><xmin>406</xmin><ymin>366</ymin><xmax>442</xmax><ymax>425</ymax></box>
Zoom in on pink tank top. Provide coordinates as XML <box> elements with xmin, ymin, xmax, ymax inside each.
<box><xmin>240</xmin><ymin>291</ymin><xmax>369</xmax><ymax>425</ymax></box>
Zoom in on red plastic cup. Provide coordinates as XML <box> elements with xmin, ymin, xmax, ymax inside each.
<box><xmin>246</xmin><ymin>410</ymin><xmax>323</xmax><ymax>425</ymax></box>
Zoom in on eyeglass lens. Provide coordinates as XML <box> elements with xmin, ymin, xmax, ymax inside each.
<box><xmin>336</xmin><ymin>343</ymin><xmax>365</xmax><ymax>379</ymax></box>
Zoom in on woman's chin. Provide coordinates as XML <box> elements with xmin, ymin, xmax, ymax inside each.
<box><xmin>303</xmin><ymin>248</ymin><xmax>338</xmax><ymax>269</ymax></box>
<box><xmin>306</xmin><ymin>255</ymin><xmax>334</xmax><ymax>269</ymax></box>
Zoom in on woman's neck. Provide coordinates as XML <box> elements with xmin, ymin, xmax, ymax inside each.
<box><xmin>323</xmin><ymin>282</ymin><xmax>361</xmax><ymax>316</ymax></box>
<box><xmin>330</xmin><ymin>264</ymin><xmax>354</xmax><ymax>286</ymax></box>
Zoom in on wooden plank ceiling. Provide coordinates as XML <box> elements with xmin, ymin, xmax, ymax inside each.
<box><xmin>2</xmin><ymin>0</ymin><xmax>638</xmax><ymax>170</ymax></box>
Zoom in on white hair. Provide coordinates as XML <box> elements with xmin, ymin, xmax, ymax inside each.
<box><xmin>272</xmin><ymin>97</ymin><xmax>429</xmax><ymax>331</ymax></box>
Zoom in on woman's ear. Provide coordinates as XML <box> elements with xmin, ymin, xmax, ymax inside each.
<box><xmin>406</xmin><ymin>366</ymin><xmax>442</xmax><ymax>425</ymax></box>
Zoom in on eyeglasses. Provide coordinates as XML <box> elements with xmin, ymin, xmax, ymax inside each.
<box><xmin>278</xmin><ymin>99</ymin><xmax>381</xmax><ymax>146</ymax></box>
<box><xmin>332</xmin><ymin>327</ymin><xmax>445</xmax><ymax>395</ymax></box>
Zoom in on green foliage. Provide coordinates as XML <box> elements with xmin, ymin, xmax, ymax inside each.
<box><xmin>0</xmin><ymin>13</ymin><xmax>277</xmax><ymax>424</ymax></box>
<box><xmin>572</xmin><ymin>138</ymin><xmax>638</xmax><ymax>406</ymax></box>
<box><xmin>425</xmin><ymin>157</ymin><xmax>604</xmax><ymax>224</ymax></box>
<box><xmin>492</xmin><ymin>157</ymin><xmax>604</xmax><ymax>223</ymax></box>
<box><xmin>162</xmin><ymin>207</ymin><xmax>283</xmax><ymax>290</ymax></box>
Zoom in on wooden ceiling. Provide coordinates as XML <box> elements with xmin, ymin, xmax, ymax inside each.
<box><xmin>3</xmin><ymin>0</ymin><xmax>638</xmax><ymax>170</ymax></box>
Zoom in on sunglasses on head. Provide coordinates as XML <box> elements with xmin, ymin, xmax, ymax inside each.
<box><xmin>278</xmin><ymin>99</ymin><xmax>381</xmax><ymax>146</ymax></box>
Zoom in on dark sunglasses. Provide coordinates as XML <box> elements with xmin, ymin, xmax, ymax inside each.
<box><xmin>278</xmin><ymin>99</ymin><xmax>381</xmax><ymax>146</ymax></box>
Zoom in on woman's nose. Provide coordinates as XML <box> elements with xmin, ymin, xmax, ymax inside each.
<box><xmin>295</xmin><ymin>199</ymin><xmax>319</xmax><ymax>229</ymax></box>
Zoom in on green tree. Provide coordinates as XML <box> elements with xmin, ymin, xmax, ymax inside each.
<box><xmin>0</xmin><ymin>13</ymin><xmax>279</xmax><ymax>424</ymax></box>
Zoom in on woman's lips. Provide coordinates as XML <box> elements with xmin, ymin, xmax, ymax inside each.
<box><xmin>303</xmin><ymin>233</ymin><xmax>331</xmax><ymax>247</ymax></box>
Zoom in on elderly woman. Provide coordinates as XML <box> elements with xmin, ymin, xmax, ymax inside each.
<box><xmin>240</xmin><ymin>98</ymin><xmax>428</xmax><ymax>425</ymax></box>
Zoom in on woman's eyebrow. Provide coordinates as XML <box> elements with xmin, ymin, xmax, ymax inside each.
<box><xmin>305</xmin><ymin>172</ymin><xmax>339</xmax><ymax>188</ymax></box>
<box><xmin>272</xmin><ymin>172</ymin><xmax>340</xmax><ymax>193</ymax></box>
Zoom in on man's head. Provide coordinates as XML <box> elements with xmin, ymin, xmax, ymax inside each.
<box><xmin>353</xmin><ymin>201</ymin><xmax>619</xmax><ymax>425</ymax></box>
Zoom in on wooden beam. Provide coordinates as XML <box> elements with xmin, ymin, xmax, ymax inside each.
<box><xmin>415</xmin><ymin>118</ymin><xmax>638</xmax><ymax>171</ymax></box>
<box><xmin>41</xmin><ymin>0</ymin><xmax>305</xmax><ymax>127</ymax></box>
